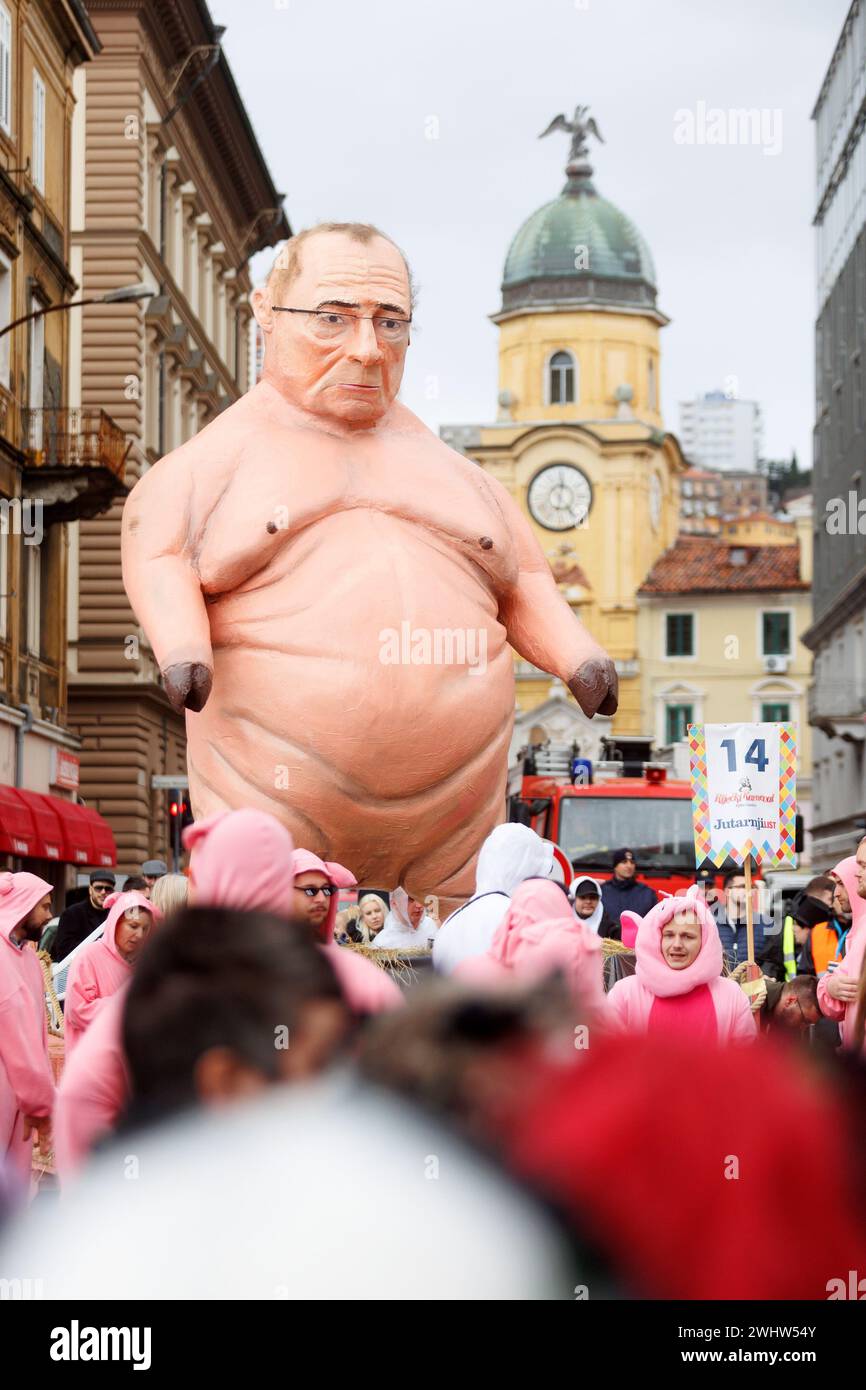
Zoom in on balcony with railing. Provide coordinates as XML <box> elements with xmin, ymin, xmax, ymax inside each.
<box><xmin>21</xmin><ymin>408</ymin><xmax>131</xmax><ymax>522</ymax></box>
<box><xmin>808</xmin><ymin>676</ymin><xmax>866</xmax><ymax>741</ymax></box>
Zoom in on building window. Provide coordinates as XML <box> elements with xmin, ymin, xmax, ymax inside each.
<box><xmin>548</xmin><ymin>350</ymin><xmax>576</xmax><ymax>405</ymax></box>
<box><xmin>0</xmin><ymin>518</ymin><xmax>7</xmax><ymax>641</ymax></box>
<box><xmin>0</xmin><ymin>252</ymin><xmax>10</xmax><ymax>387</ymax></box>
<box><xmin>666</xmin><ymin>703</ymin><xmax>693</xmax><ymax>743</ymax></box>
<box><xmin>32</xmin><ymin>70</ymin><xmax>45</xmax><ymax>194</ymax></box>
<box><xmin>648</xmin><ymin>356</ymin><xmax>657</xmax><ymax>410</ymax></box>
<box><xmin>0</xmin><ymin>4</ymin><xmax>11</xmax><ymax>134</ymax></box>
<box><xmin>665</xmin><ymin>613</ymin><xmax>695</xmax><ymax>657</ymax></box>
<box><xmin>25</xmin><ymin>542</ymin><xmax>40</xmax><ymax>657</ymax></box>
<box><xmin>761</xmin><ymin>701</ymin><xmax>790</xmax><ymax>723</ymax></box>
<box><xmin>761</xmin><ymin>611</ymin><xmax>791</xmax><ymax>656</ymax></box>
<box><xmin>28</xmin><ymin>294</ymin><xmax>44</xmax><ymax>448</ymax></box>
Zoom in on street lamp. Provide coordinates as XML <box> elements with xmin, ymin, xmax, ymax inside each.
<box><xmin>0</xmin><ymin>283</ymin><xmax>155</xmax><ymax>338</ymax></box>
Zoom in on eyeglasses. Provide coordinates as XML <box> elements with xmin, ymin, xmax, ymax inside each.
<box><xmin>272</xmin><ymin>307</ymin><xmax>411</xmax><ymax>343</ymax></box>
<box><xmin>91</xmin><ymin>884</ymin><xmax>110</xmax><ymax>894</ymax></box>
<box><xmin>299</xmin><ymin>885</ymin><xmax>337</xmax><ymax>899</ymax></box>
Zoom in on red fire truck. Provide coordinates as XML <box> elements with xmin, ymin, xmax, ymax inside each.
<box><xmin>506</xmin><ymin>737</ymin><xmax>697</xmax><ymax>894</ymax></box>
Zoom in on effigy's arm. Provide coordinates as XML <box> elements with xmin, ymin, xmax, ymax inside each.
<box><xmin>121</xmin><ymin>459</ymin><xmax>214</xmax><ymax>713</ymax></box>
<box><xmin>490</xmin><ymin>479</ymin><xmax>618</xmax><ymax>718</ymax></box>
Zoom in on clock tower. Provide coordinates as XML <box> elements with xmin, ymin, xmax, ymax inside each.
<box><xmin>441</xmin><ymin>108</ymin><xmax>686</xmax><ymax>743</ymax></box>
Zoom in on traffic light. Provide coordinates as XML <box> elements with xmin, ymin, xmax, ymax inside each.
<box><xmin>166</xmin><ymin>787</ymin><xmax>194</xmax><ymax>870</ymax></box>
<box><xmin>168</xmin><ymin>791</ymin><xmax>194</xmax><ymax>832</ymax></box>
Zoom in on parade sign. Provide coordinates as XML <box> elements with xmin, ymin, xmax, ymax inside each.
<box><xmin>688</xmin><ymin>722</ymin><xmax>797</xmax><ymax>867</ymax></box>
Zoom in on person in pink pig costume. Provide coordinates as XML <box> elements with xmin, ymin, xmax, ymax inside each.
<box><xmin>64</xmin><ymin>891</ymin><xmax>162</xmax><ymax>1055</ymax></box>
<box><xmin>121</xmin><ymin>223</ymin><xmax>617</xmax><ymax>906</ymax></box>
<box><xmin>607</xmin><ymin>884</ymin><xmax>756</xmax><ymax>1044</ymax></box>
<box><xmin>0</xmin><ymin>871</ymin><xmax>55</xmax><ymax>1187</ymax></box>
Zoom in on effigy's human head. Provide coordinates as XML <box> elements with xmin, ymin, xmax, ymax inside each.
<box><xmin>251</xmin><ymin>222</ymin><xmax>414</xmax><ymax>428</ymax></box>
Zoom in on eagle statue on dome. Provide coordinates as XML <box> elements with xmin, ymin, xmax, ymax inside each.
<box><xmin>539</xmin><ymin>104</ymin><xmax>604</xmax><ymax>164</ymax></box>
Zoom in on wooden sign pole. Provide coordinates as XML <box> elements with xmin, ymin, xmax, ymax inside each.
<box><xmin>744</xmin><ymin>854</ymin><xmax>755</xmax><ymax>965</ymax></box>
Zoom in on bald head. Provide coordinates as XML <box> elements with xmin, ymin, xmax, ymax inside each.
<box><xmin>265</xmin><ymin>221</ymin><xmax>416</xmax><ymax>312</ymax></box>
<box><xmin>250</xmin><ymin>225</ymin><xmax>414</xmax><ymax>430</ymax></box>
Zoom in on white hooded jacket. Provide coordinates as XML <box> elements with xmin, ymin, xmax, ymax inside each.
<box><xmin>432</xmin><ymin>824</ymin><xmax>555</xmax><ymax>974</ymax></box>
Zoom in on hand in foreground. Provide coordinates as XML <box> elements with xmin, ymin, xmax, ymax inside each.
<box><xmin>824</xmin><ymin>970</ymin><xmax>859</xmax><ymax>1003</ymax></box>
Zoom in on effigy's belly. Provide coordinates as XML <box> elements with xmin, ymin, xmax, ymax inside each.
<box><xmin>189</xmin><ymin>514</ymin><xmax>515</xmax><ymax>817</ymax></box>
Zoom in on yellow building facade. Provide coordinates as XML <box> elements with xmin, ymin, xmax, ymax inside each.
<box><xmin>441</xmin><ymin>118</ymin><xmax>686</xmax><ymax>740</ymax></box>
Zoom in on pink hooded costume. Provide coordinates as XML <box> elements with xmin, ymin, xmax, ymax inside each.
<box><xmin>55</xmin><ymin>811</ymin><xmax>402</xmax><ymax>1181</ymax></box>
<box><xmin>455</xmin><ymin>879</ymin><xmax>606</xmax><ymax>1015</ymax></box>
<box><xmin>292</xmin><ymin>846</ymin><xmax>402</xmax><ymax>1014</ymax></box>
<box><xmin>0</xmin><ymin>871</ymin><xmax>54</xmax><ymax>1183</ymax></box>
<box><xmin>607</xmin><ymin>885</ymin><xmax>756</xmax><ymax>1043</ymax></box>
<box><xmin>817</xmin><ymin>854</ymin><xmax>866</xmax><ymax>1050</ymax></box>
<box><xmin>64</xmin><ymin>891</ymin><xmax>161</xmax><ymax>1055</ymax></box>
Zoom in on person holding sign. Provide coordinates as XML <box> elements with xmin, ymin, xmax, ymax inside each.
<box><xmin>606</xmin><ymin>885</ymin><xmax>756</xmax><ymax>1043</ymax></box>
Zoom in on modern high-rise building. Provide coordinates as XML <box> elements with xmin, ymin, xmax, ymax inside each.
<box><xmin>803</xmin><ymin>0</ymin><xmax>866</xmax><ymax>864</ymax></box>
<box><xmin>678</xmin><ymin>390</ymin><xmax>762</xmax><ymax>473</ymax></box>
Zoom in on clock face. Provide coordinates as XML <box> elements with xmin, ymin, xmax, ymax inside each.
<box><xmin>527</xmin><ymin>464</ymin><xmax>592</xmax><ymax>531</ymax></box>
<box><xmin>650</xmin><ymin>473</ymin><xmax>662</xmax><ymax>532</ymax></box>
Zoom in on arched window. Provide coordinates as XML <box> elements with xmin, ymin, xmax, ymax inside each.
<box><xmin>548</xmin><ymin>350</ymin><xmax>576</xmax><ymax>405</ymax></box>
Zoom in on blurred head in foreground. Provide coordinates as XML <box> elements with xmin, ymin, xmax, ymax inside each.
<box><xmin>122</xmin><ymin>906</ymin><xmax>349</xmax><ymax>1126</ymax></box>
<box><xmin>359</xmin><ymin>976</ymin><xmax>578</xmax><ymax>1139</ymax></box>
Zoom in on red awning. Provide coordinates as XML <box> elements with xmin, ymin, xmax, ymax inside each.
<box><xmin>79</xmin><ymin>805</ymin><xmax>116</xmax><ymax>869</ymax></box>
<box><xmin>0</xmin><ymin>787</ymin><xmax>117</xmax><ymax>867</ymax></box>
<box><xmin>0</xmin><ymin>786</ymin><xmax>36</xmax><ymax>857</ymax></box>
<box><xmin>15</xmin><ymin>790</ymin><xmax>65</xmax><ymax>862</ymax></box>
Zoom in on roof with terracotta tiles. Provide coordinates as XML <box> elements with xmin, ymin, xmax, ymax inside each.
<box><xmin>639</xmin><ymin>538</ymin><xmax>808</xmax><ymax>593</ymax></box>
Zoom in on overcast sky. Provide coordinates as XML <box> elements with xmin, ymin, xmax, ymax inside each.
<box><xmin>216</xmin><ymin>0</ymin><xmax>850</xmax><ymax>465</ymax></box>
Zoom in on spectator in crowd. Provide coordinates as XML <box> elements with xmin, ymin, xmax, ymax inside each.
<box><xmin>64</xmin><ymin>892</ymin><xmax>163</xmax><ymax>1055</ymax></box>
<box><xmin>121</xmin><ymin>908</ymin><xmax>349</xmax><ymax>1132</ymax></box>
<box><xmin>758</xmin><ymin>878</ymin><xmax>835</xmax><ymax>983</ymax></box>
<box><xmin>715</xmin><ymin>867</ymin><xmax>766</xmax><ymax>967</ymax></box>
<box><xmin>141</xmin><ymin>860</ymin><xmax>168</xmax><ymax>894</ymax></box>
<box><xmin>0</xmin><ymin>873</ymin><xmax>55</xmax><ymax>1188</ymax></box>
<box><xmin>607</xmin><ymin>885</ymin><xmax>756</xmax><ymax>1043</ymax></box>
<box><xmin>454</xmin><ymin>878</ymin><xmax>606</xmax><ymax>1016</ymax></box>
<box><xmin>600</xmin><ymin>849</ymin><xmax>658</xmax><ymax>931</ymax></box>
<box><xmin>818</xmin><ymin>840</ymin><xmax>866</xmax><ymax>1050</ymax></box>
<box><xmin>433</xmin><ymin>824</ymin><xmax>554</xmax><ymax>974</ymax></box>
<box><xmin>122</xmin><ymin>875</ymin><xmax>149</xmax><ymax>897</ymax></box>
<box><xmin>798</xmin><ymin>876</ymin><xmax>844</xmax><ymax>976</ymax></box>
<box><xmin>424</xmin><ymin>895</ymin><xmax>441</xmax><ymax>927</ymax></box>
<box><xmin>569</xmin><ymin>876</ymin><xmax>620</xmax><ymax>940</ymax></box>
<box><xmin>371</xmin><ymin>889</ymin><xmax>438</xmax><ymax>950</ymax></box>
<box><xmin>51</xmin><ymin>871</ymin><xmax>116</xmax><ymax>963</ymax></box>
<box><xmin>731</xmin><ymin>965</ymin><xmax>821</xmax><ymax>1035</ymax></box>
<box><xmin>149</xmin><ymin>872</ymin><xmax>189</xmax><ymax>919</ymax></box>
<box><xmin>356</xmin><ymin>893</ymin><xmax>388</xmax><ymax>944</ymax></box>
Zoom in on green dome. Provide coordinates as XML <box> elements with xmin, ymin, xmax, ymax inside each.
<box><xmin>501</xmin><ymin>174</ymin><xmax>659</xmax><ymax>315</ymax></box>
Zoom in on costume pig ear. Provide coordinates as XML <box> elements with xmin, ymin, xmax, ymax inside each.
<box><xmin>620</xmin><ymin>910</ymin><xmax>642</xmax><ymax>949</ymax></box>
<box><xmin>182</xmin><ymin>809</ymin><xmax>227</xmax><ymax>852</ymax></box>
<box><xmin>103</xmin><ymin>892</ymin><xmax>120</xmax><ymax>910</ymax></box>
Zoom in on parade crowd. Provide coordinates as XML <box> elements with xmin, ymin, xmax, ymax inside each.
<box><xmin>1</xmin><ymin>809</ymin><xmax>866</xmax><ymax>1299</ymax></box>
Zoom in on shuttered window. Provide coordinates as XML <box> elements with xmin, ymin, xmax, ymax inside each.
<box><xmin>33</xmin><ymin>69</ymin><xmax>45</xmax><ymax>193</ymax></box>
<box><xmin>0</xmin><ymin>6</ymin><xmax>10</xmax><ymax>134</ymax></box>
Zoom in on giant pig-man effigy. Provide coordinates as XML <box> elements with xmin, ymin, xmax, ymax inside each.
<box><xmin>121</xmin><ymin>224</ymin><xmax>618</xmax><ymax>902</ymax></box>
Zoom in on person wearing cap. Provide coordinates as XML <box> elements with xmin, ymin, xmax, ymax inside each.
<box><xmin>141</xmin><ymin>860</ymin><xmax>168</xmax><ymax>893</ymax></box>
<box><xmin>51</xmin><ymin>870</ymin><xmax>116</xmax><ymax>963</ymax></box>
<box><xmin>600</xmin><ymin>849</ymin><xmax>657</xmax><ymax>928</ymax></box>
<box><xmin>570</xmin><ymin>876</ymin><xmax>620</xmax><ymax>940</ymax></box>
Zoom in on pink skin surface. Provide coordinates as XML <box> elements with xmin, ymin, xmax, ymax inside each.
<box><xmin>121</xmin><ymin>230</ymin><xmax>617</xmax><ymax>901</ymax></box>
